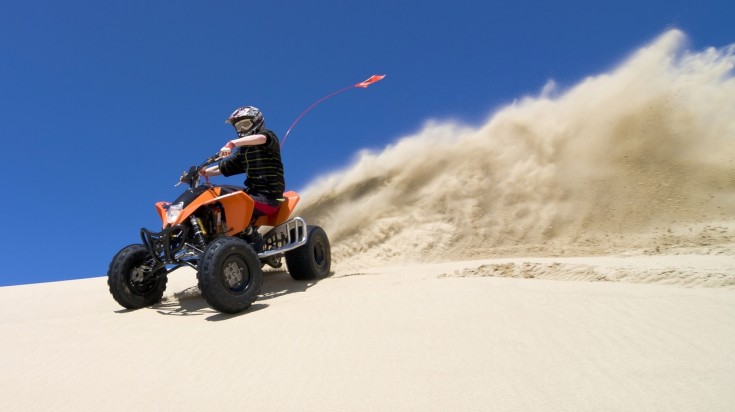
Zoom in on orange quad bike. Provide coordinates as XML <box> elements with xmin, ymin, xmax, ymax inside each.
<box><xmin>107</xmin><ymin>154</ymin><xmax>331</xmax><ymax>313</ymax></box>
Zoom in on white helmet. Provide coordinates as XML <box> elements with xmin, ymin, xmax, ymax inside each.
<box><xmin>225</xmin><ymin>106</ymin><xmax>264</xmax><ymax>135</ymax></box>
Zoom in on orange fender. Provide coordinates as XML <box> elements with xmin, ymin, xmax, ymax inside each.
<box><xmin>161</xmin><ymin>188</ymin><xmax>221</xmax><ymax>228</ymax></box>
<box><xmin>254</xmin><ymin>191</ymin><xmax>301</xmax><ymax>227</ymax></box>
<box><xmin>155</xmin><ymin>188</ymin><xmax>296</xmax><ymax>234</ymax></box>
<box><xmin>154</xmin><ymin>201</ymin><xmax>169</xmax><ymax>225</ymax></box>
<box><xmin>201</xmin><ymin>191</ymin><xmax>255</xmax><ymax>235</ymax></box>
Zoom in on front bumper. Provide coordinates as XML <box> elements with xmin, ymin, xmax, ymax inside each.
<box><xmin>140</xmin><ymin>224</ymin><xmax>189</xmax><ymax>266</ymax></box>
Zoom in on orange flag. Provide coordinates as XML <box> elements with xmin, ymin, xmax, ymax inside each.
<box><xmin>355</xmin><ymin>74</ymin><xmax>386</xmax><ymax>88</ymax></box>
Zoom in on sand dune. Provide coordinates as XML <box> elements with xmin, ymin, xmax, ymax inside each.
<box><xmin>1</xmin><ymin>257</ymin><xmax>734</xmax><ymax>411</ymax></box>
<box><xmin>1</xmin><ymin>30</ymin><xmax>734</xmax><ymax>411</ymax></box>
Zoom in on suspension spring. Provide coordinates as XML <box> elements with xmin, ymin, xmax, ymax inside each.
<box><xmin>189</xmin><ymin>216</ymin><xmax>207</xmax><ymax>249</ymax></box>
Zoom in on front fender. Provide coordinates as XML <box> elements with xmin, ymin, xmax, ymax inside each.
<box><xmin>154</xmin><ymin>201</ymin><xmax>169</xmax><ymax>226</ymax></box>
<box><xmin>157</xmin><ymin>188</ymin><xmax>220</xmax><ymax>229</ymax></box>
<box><xmin>202</xmin><ymin>191</ymin><xmax>254</xmax><ymax>235</ymax></box>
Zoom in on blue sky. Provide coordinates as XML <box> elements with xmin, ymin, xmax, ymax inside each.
<box><xmin>0</xmin><ymin>0</ymin><xmax>732</xmax><ymax>286</ymax></box>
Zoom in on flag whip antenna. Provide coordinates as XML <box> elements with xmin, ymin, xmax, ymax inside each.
<box><xmin>281</xmin><ymin>74</ymin><xmax>386</xmax><ymax>148</ymax></box>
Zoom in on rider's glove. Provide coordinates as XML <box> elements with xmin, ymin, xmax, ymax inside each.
<box><xmin>219</xmin><ymin>141</ymin><xmax>236</xmax><ymax>157</ymax></box>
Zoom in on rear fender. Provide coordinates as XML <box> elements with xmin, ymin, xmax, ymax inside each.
<box><xmin>254</xmin><ymin>191</ymin><xmax>300</xmax><ymax>227</ymax></box>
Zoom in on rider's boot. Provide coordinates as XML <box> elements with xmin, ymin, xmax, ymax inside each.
<box><xmin>245</xmin><ymin>227</ymin><xmax>265</xmax><ymax>253</ymax></box>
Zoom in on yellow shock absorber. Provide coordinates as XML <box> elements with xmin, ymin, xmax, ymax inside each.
<box><xmin>196</xmin><ymin>217</ymin><xmax>207</xmax><ymax>235</ymax></box>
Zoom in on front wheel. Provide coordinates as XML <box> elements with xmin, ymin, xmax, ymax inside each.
<box><xmin>197</xmin><ymin>237</ymin><xmax>262</xmax><ymax>313</ymax></box>
<box><xmin>285</xmin><ymin>225</ymin><xmax>331</xmax><ymax>280</ymax></box>
<box><xmin>108</xmin><ymin>244</ymin><xmax>168</xmax><ymax>309</ymax></box>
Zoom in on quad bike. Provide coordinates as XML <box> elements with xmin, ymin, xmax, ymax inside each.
<box><xmin>107</xmin><ymin>154</ymin><xmax>331</xmax><ymax>313</ymax></box>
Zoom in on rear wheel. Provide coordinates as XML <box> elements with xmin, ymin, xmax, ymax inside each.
<box><xmin>197</xmin><ymin>237</ymin><xmax>262</xmax><ymax>313</ymax></box>
<box><xmin>108</xmin><ymin>244</ymin><xmax>168</xmax><ymax>309</ymax></box>
<box><xmin>285</xmin><ymin>225</ymin><xmax>331</xmax><ymax>280</ymax></box>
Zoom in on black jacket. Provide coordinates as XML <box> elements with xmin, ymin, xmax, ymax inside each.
<box><xmin>218</xmin><ymin>129</ymin><xmax>285</xmax><ymax>200</ymax></box>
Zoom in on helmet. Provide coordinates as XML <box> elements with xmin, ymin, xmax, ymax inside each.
<box><xmin>225</xmin><ymin>106</ymin><xmax>264</xmax><ymax>135</ymax></box>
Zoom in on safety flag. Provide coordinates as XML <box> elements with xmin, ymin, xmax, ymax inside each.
<box><xmin>282</xmin><ymin>74</ymin><xmax>387</xmax><ymax>147</ymax></box>
<box><xmin>355</xmin><ymin>74</ymin><xmax>386</xmax><ymax>88</ymax></box>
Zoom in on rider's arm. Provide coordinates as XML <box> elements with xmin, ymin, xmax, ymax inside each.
<box><xmin>231</xmin><ymin>134</ymin><xmax>267</xmax><ymax>146</ymax></box>
<box><xmin>219</xmin><ymin>134</ymin><xmax>267</xmax><ymax>157</ymax></box>
<box><xmin>202</xmin><ymin>165</ymin><xmax>222</xmax><ymax>177</ymax></box>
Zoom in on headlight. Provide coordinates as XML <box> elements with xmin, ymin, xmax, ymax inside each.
<box><xmin>166</xmin><ymin>202</ymin><xmax>184</xmax><ymax>224</ymax></box>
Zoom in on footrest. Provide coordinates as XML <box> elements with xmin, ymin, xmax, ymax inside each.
<box><xmin>258</xmin><ymin>217</ymin><xmax>308</xmax><ymax>258</ymax></box>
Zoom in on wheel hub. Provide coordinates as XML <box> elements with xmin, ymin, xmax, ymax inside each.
<box><xmin>223</xmin><ymin>261</ymin><xmax>244</xmax><ymax>288</ymax></box>
<box><xmin>131</xmin><ymin>267</ymin><xmax>147</xmax><ymax>283</ymax></box>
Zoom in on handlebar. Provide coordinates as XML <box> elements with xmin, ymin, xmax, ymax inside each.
<box><xmin>176</xmin><ymin>153</ymin><xmax>223</xmax><ymax>188</ymax></box>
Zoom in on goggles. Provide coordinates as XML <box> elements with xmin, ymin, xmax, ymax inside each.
<box><xmin>234</xmin><ymin>118</ymin><xmax>254</xmax><ymax>133</ymax></box>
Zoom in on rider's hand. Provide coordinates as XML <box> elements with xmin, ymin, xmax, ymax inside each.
<box><xmin>219</xmin><ymin>141</ymin><xmax>236</xmax><ymax>158</ymax></box>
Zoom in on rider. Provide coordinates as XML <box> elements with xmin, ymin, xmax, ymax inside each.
<box><xmin>202</xmin><ymin>106</ymin><xmax>286</xmax><ymax>225</ymax></box>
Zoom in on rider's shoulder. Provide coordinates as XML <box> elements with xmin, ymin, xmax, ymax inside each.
<box><xmin>260</xmin><ymin>129</ymin><xmax>281</xmax><ymax>146</ymax></box>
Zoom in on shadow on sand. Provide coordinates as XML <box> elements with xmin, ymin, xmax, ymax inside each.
<box><xmin>145</xmin><ymin>269</ymin><xmax>327</xmax><ymax>321</ymax></box>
